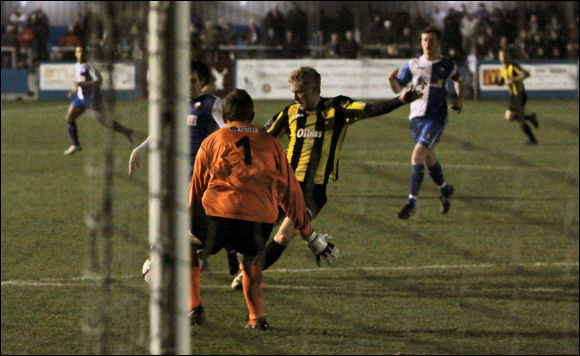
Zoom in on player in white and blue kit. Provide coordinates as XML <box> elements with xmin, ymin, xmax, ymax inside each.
<box><xmin>388</xmin><ymin>25</ymin><xmax>464</xmax><ymax>219</ymax></box>
<box><xmin>63</xmin><ymin>46</ymin><xmax>134</xmax><ymax>155</ymax></box>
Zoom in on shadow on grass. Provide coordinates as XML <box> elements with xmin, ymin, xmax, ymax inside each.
<box><xmin>444</xmin><ymin>134</ymin><xmax>578</xmax><ymax>189</ymax></box>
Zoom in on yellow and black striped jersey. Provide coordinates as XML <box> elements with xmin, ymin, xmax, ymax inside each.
<box><xmin>264</xmin><ymin>96</ymin><xmax>369</xmax><ymax>185</ymax></box>
<box><xmin>498</xmin><ymin>61</ymin><xmax>528</xmax><ymax>96</ymax></box>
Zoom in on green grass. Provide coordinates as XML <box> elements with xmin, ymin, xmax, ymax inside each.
<box><xmin>1</xmin><ymin>98</ymin><xmax>578</xmax><ymax>354</ymax></box>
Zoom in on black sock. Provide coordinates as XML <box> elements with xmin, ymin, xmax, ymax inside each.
<box><xmin>520</xmin><ymin>123</ymin><xmax>536</xmax><ymax>142</ymax></box>
<box><xmin>263</xmin><ymin>240</ymin><xmax>287</xmax><ymax>271</ymax></box>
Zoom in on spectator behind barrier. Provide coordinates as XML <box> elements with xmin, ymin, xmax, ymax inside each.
<box><xmin>338</xmin><ymin>30</ymin><xmax>359</xmax><ymax>59</ymax></box>
<box><xmin>58</xmin><ymin>24</ymin><xmax>82</xmax><ymax>60</ymax></box>
<box><xmin>28</xmin><ymin>5</ymin><xmax>50</xmax><ymax>61</ymax></box>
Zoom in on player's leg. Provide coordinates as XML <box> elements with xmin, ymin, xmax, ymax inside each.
<box><xmin>520</xmin><ymin>93</ymin><xmax>538</xmax><ymax>129</ymax></box>
<box><xmin>64</xmin><ymin>104</ymin><xmax>85</xmax><ymax>155</ymax></box>
<box><xmin>240</xmin><ymin>252</ymin><xmax>269</xmax><ymax>330</ymax></box>
<box><xmin>400</xmin><ymin>118</ymin><xmax>448</xmax><ymax>218</ymax></box>
<box><xmin>523</xmin><ymin>112</ymin><xmax>538</xmax><ymax>129</ymax></box>
<box><xmin>260</xmin><ymin>182</ymin><xmax>326</xmax><ymax>271</ymax></box>
<box><xmin>188</xmin><ymin>237</ymin><xmax>205</xmax><ymax>326</ymax></box>
<box><xmin>398</xmin><ymin>142</ymin><xmax>428</xmax><ymax>219</ymax></box>
<box><xmin>225</xmin><ymin>246</ymin><xmax>240</xmax><ymax>276</ymax></box>
<box><xmin>188</xmin><ymin>212</ymin><xmax>222</xmax><ymax>325</ymax></box>
<box><xmin>257</xmin><ymin>182</ymin><xmax>325</xmax><ymax>271</ymax></box>
<box><xmin>91</xmin><ymin>109</ymin><xmax>134</xmax><ymax>145</ymax></box>
<box><xmin>231</xmin><ymin>217</ymin><xmax>294</xmax><ymax>290</ymax></box>
<box><xmin>507</xmin><ymin>109</ymin><xmax>537</xmax><ymax>144</ymax></box>
<box><xmin>399</xmin><ymin>119</ymin><xmax>425</xmax><ymax>219</ymax></box>
<box><xmin>232</xmin><ymin>184</ymin><xmax>326</xmax><ymax>290</ymax></box>
<box><xmin>507</xmin><ymin>94</ymin><xmax>537</xmax><ymax>144</ymax></box>
<box><xmin>426</xmin><ymin>150</ymin><xmax>454</xmax><ymax>214</ymax></box>
<box><xmin>234</xmin><ymin>221</ymin><xmax>271</xmax><ymax>330</ymax></box>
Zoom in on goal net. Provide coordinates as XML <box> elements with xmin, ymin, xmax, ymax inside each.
<box><xmin>81</xmin><ymin>1</ymin><xmax>189</xmax><ymax>354</ymax></box>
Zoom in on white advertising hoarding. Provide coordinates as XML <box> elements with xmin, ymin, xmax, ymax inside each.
<box><xmin>236</xmin><ymin>59</ymin><xmax>408</xmax><ymax>99</ymax></box>
<box><xmin>479</xmin><ymin>62</ymin><xmax>578</xmax><ymax>91</ymax></box>
<box><xmin>39</xmin><ymin>62</ymin><xmax>136</xmax><ymax>91</ymax></box>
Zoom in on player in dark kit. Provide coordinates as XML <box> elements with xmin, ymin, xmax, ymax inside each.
<box><xmin>494</xmin><ymin>48</ymin><xmax>539</xmax><ymax>145</ymax></box>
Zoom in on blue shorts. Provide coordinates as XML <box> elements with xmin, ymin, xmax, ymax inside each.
<box><xmin>71</xmin><ymin>95</ymin><xmax>103</xmax><ymax>111</ymax></box>
<box><xmin>410</xmin><ymin>117</ymin><xmax>446</xmax><ymax>150</ymax></box>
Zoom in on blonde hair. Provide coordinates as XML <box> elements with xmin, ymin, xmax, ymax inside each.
<box><xmin>288</xmin><ymin>66</ymin><xmax>321</xmax><ymax>93</ymax></box>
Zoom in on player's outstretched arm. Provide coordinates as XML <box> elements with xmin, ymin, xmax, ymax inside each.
<box><xmin>358</xmin><ymin>87</ymin><xmax>422</xmax><ymax>120</ymax></box>
<box><xmin>128</xmin><ymin>136</ymin><xmax>151</xmax><ymax>176</ymax></box>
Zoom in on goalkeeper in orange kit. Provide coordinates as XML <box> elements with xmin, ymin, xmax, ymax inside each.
<box><xmin>187</xmin><ymin>89</ymin><xmax>335</xmax><ymax>330</ymax></box>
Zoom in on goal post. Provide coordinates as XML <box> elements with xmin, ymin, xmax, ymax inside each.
<box><xmin>147</xmin><ymin>1</ymin><xmax>191</xmax><ymax>354</ymax></box>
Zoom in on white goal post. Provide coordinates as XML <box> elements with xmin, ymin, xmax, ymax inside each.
<box><xmin>147</xmin><ymin>1</ymin><xmax>191</xmax><ymax>354</ymax></box>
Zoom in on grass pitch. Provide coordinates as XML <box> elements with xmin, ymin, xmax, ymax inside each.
<box><xmin>1</xmin><ymin>97</ymin><xmax>578</xmax><ymax>354</ymax></box>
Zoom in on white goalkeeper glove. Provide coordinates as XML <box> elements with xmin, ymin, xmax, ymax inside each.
<box><xmin>305</xmin><ymin>231</ymin><xmax>339</xmax><ymax>267</ymax></box>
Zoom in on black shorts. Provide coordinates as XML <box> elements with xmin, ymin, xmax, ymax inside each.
<box><xmin>191</xmin><ymin>213</ymin><xmax>273</xmax><ymax>256</ymax></box>
<box><xmin>509</xmin><ymin>93</ymin><xmax>527</xmax><ymax>112</ymax></box>
<box><xmin>276</xmin><ymin>182</ymin><xmax>328</xmax><ymax>222</ymax></box>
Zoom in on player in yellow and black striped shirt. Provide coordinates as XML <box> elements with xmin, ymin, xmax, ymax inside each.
<box><xmin>231</xmin><ymin>66</ymin><xmax>421</xmax><ymax>289</ymax></box>
<box><xmin>495</xmin><ymin>48</ymin><xmax>539</xmax><ymax>144</ymax></box>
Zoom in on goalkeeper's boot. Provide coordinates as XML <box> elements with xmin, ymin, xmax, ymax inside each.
<box><xmin>64</xmin><ymin>145</ymin><xmax>82</xmax><ymax>156</ymax></box>
<box><xmin>439</xmin><ymin>184</ymin><xmax>454</xmax><ymax>214</ymax></box>
<box><xmin>245</xmin><ymin>317</ymin><xmax>270</xmax><ymax>331</ymax></box>
<box><xmin>188</xmin><ymin>304</ymin><xmax>205</xmax><ymax>326</ymax></box>
<box><xmin>397</xmin><ymin>202</ymin><xmax>415</xmax><ymax>219</ymax></box>
<box><xmin>227</xmin><ymin>250</ymin><xmax>240</xmax><ymax>276</ymax></box>
<box><xmin>231</xmin><ymin>272</ymin><xmax>243</xmax><ymax>291</ymax></box>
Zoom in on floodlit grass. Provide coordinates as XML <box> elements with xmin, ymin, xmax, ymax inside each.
<box><xmin>1</xmin><ymin>97</ymin><xmax>578</xmax><ymax>354</ymax></box>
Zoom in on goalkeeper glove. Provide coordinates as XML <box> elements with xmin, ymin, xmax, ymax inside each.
<box><xmin>305</xmin><ymin>231</ymin><xmax>339</xmax><ymax>267</ymax></box>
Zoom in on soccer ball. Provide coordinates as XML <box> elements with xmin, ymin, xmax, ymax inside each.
<box><xmin>142</xmin><ymin>259</ymin><xmax>151</xmax><ymax>284</ymax></box>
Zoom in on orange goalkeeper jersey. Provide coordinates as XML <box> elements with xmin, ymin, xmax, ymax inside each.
<box><xmin>189</xmin><ymin>121</ymin><xmax>313</xmax><ymax>237</ymax></box>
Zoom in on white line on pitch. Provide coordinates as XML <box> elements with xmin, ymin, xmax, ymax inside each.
<box><xmin>2</xmin><ymin>261</ymin><xmax>578</xmax><ymax>287</ymax></box>
<box><xmin>342</xmin><ymin>159</ymin><xmax>579</xmax><ymax>172</ymax></box>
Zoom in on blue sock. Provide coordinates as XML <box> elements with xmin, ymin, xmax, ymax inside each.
<box><xmin>428</xmin><ymin>162</ymin><xmax>452</xmax><ymax>195</ymax></box>
<box><xmin>67</xmin><ymin>122</ymin><xmax>80</xmax><ymax>146</ymax></box>
<box><xmin>428</xmin><ymin>162</ymin><xmax>445</xmax><ymax>186</ymax></box>
<box><xmin>408</xmin><ymin>164</ymin><xmax>424</xmax><ymax>205</ymax></box>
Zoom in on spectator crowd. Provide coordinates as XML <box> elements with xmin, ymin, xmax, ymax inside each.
<box><xmin>189</xmin><ymin>2</ymin><xmax>578</xmax><ymax>64</ymax></box>
<box><xmin>2</xmin><ymin>5</ymin><xmax>146</xmax><ymax>69</ymax></box>
<box><xmin>2</xmin><ymin>2</ymin><xmax>579</xmax><ymax>70</ymax></box>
